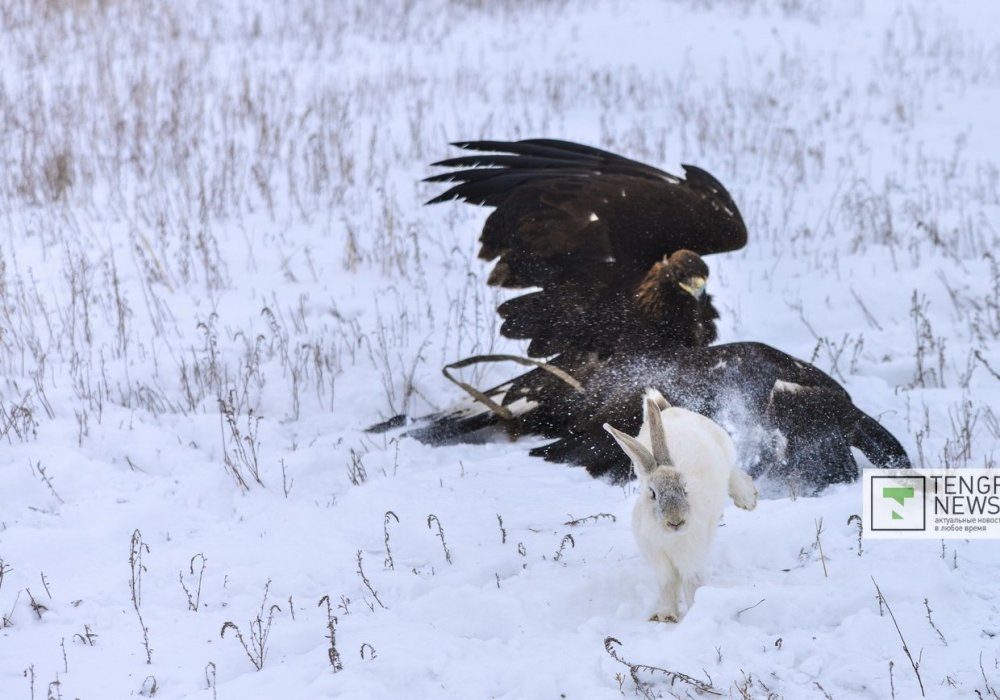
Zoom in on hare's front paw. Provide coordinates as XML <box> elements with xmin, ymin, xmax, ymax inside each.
<box><xmin>729</xmin><ymin>469</ymin><xmax>758</xmax><ymax>511</ymax></box>
<box><xmin>649</xmin><ymin>611</ymin><xmax>679</xmax><ymax>623</ymax></box>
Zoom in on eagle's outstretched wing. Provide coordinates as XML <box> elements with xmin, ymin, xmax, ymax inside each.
<box><xmin>528</xmin><ymin>343</ymin><xmax>910</xmax><ymax>488</ymax></box>
<box><xmin>425</xmin><ymin>139</ymin><xmax>747</xmax><ymax>358</ymax></box>
<box><xmin>388</xmin><ymin>342</ymin><xmax>910</xmax><ymax>491</ymax></box>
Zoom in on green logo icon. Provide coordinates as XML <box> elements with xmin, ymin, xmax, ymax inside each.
<box><xmin>869</xmin><ymin>474</ymin><xmax>926</xmax><ymax>533</ymax></box>
<box><xmin>883</xmin><ymin>486</ymin><xmax>915</xmax><ymax>520</ymax></box>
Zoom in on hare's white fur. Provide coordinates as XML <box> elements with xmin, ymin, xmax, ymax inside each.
<box><xmin>604</xmin><ymin>389</ymin><xmax>757</xmax><ymax>622</ymax></box>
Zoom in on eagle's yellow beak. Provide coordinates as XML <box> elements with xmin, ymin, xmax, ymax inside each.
<box><xmin>678</xmin><ymin>276</ymin><xmax>707</xmax><ymax>298</ymax></box>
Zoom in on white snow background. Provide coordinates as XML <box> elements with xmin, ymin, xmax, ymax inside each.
<box><xmin>1</xmin><ymin>0</ymin><xmax>998</xmax><ymax>697</ymax></box>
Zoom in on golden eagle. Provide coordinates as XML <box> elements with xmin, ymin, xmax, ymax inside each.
<box><xmin>426</xmin><ymin>139</ymin><xmax>747</xmax><ymax>360</ymax></box>
<box><xmin>370</xmin><ymin>140</ymin><xmax>911</xmax><ymax>489</ymax></box>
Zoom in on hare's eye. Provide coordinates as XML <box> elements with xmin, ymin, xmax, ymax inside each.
<box><xmin>648</xmin><ymin>487</ymin><xmax>656</xmax><ymax>500</ymax></box>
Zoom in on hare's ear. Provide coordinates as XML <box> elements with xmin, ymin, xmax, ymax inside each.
<box><xmin>644</xmin><ymin>398</ymin><xmax>672</xmax><ymax>466</ymax></box>
<box><xmin>604</xmin><ymin>423</ymin><xmax>656</xmax><ymax>476</ymax></box>
<box><xmin>644</xmin><ymin>388</ymin><xmax>670</xmax><ymax>411</ymax></box>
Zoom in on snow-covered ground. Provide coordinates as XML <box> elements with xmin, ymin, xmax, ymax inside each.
<box><xmin>1</xmin><ymin>0</ymin><xmax>998</xmax><ymax>697</ymax></box>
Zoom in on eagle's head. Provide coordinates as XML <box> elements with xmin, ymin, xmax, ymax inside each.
<box><xmin>634</xmin><ymin>249</ymin><xmax>717</xmax><ymax>347</ymax></box>
<box><xmin>667</xmin><ymin>250</ymin><xmax>709</xmax><ymax>299</ymax></box>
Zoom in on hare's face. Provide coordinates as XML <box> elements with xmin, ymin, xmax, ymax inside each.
<box><xmin>647</xmin><ymin>468</ymin><xmax>689</xmax><ymax>530</ymax></box>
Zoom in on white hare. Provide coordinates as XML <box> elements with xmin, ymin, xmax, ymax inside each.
<box><xmin>604</xmin><ymin>389</ymin><xmax>758</xmax><ymax>622</ymax></box>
